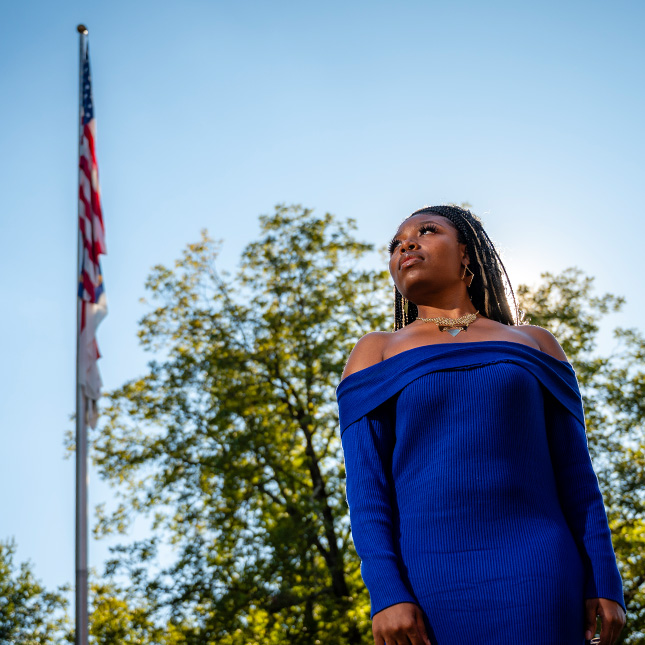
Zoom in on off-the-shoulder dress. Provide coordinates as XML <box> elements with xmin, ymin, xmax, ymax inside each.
<box><xmin>337</xmin><ymin>341</ymin><xmax>625</xmax><ymax>645</ymax></box>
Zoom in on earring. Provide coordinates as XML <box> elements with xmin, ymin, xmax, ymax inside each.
<box><xmin>461</xmin><ymin>264</ymin><xmax>475</xmax><ymax>288</ymax></box>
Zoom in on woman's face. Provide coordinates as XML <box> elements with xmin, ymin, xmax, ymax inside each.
<box><xmin>388</xmin><ymin>213</ymin><xmax>469</xmax><ymax>303</ymax></box>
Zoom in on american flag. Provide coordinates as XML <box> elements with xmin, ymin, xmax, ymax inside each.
<box><xmin>78</xmin><ymin>43</ymin><xmax>107</xmax><ymax>429</ymax></box>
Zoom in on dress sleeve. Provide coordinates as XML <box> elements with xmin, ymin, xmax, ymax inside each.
<box><xmin>340</xmin><ymin>398</ymin><xmax>418</xmax><ymax>619</ymax></box>
<box><xmin>544</xmin><ymin>394</ymin><xmax>626</xmax><ymax>613</ymax></box>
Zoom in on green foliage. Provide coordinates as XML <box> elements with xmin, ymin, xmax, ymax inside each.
<box><xmin>86</xmin><ymin>205</ymin><xmax>389</xmax><ymax>644</ymax></box>
<box><xmin>78</xmin><ymin>206</ymin><xmax>643</xmax><ymax>643</ymax></box>
<box><xmin>86</xmin><ymin>580</ymin><xmax>188</xmax><ymax>644</ymax></box>
<box><xmin>0</xmin><ymin>538</ymin><xmax>69</xmax><ymax>644</ymax></box>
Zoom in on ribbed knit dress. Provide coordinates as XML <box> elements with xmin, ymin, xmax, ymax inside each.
<box><xmin>336</xmin><ymin>341</ymin><xmax>625</xmax><ymax>645</ymax></box>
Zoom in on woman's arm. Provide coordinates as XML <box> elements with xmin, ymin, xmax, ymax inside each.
<box><xmin>544</xmin><ymin>392</ymin><xmax>626</xmax><ymax>614</ymax></box>
<box><xmin>341</xmin><ymin>399</ymin><xmax>418</xmax><ymax>617</ymax></box>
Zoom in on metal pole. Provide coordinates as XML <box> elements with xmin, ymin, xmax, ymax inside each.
<box><xmin>75</xmin><ymin>23</ymin><xmax>89</xmax><ymax>645</ymax></box>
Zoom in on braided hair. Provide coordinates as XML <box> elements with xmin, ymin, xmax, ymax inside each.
<box><xmin>393</xmin><ymin>204</ymin><xmax>522</xmax><ymax>331</ymax></box>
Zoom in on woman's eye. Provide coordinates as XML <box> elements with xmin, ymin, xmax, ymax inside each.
<box><xmin>388</xmin><ymin>224</ymin><xmax>437</xmax><ymax>254</ymax></box>
<box><xmin>388</xmin><ymin>224</ymin><xmax>437</xmax><ymax>255</ymax></box>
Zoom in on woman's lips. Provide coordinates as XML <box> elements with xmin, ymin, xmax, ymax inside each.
<box><xmin>400</xmin><ymin>255</ymin><xmax>423</xmax><ymax>269</ymax></box>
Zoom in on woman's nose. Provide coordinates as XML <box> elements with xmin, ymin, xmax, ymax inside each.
<box><xmin>400</xmin><ymin>240</ymin><xmax>417</xmax><ymax>252</ymax></box>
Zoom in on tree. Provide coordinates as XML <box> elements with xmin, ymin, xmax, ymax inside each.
<box><xmin>85</xmin><ymin>204</ymin><xmax>389</xmax><ymax>644</ymax></box>
<box><xmin>0</xmin><ymin>538</ymin><xmax>69</xmax><ymax>644</ymax></box>
<box><xmin>80</xmin><ymin>205</ymin><xmax>644</xmax><ymax>643</ymax></box>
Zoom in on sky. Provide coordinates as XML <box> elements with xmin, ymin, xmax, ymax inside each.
<box><xmin>0</xmin><ymin>0</ymin><xmax>644</xmax><ymax>597</ymax></box>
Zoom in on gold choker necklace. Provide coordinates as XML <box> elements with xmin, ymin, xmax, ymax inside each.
<box><xmin>416</xmin><ymin>311</ymin><xmax>480</xmax><ymax>337</ymax></box>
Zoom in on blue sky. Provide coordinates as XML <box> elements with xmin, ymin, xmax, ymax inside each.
<box><xmin>0</xmin><ymin>0</ymin><xmax>643</xmax><ymax>595</ymax></box>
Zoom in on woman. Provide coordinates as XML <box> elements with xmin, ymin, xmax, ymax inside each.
<box><xmin>336</xmin><ymin>205</ymin><xmax>626</xmax><ymax>645</ymax></box>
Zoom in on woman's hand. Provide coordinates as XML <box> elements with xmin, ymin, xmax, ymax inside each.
<box><xmin>584</xmin><ymin>598</ymin><xmax>626</xmax><ymax>644</ymax></box>
<box><xmin>372</xmin><ymin>602</ymin><xmax>431</xmax><ymax>645</ymax></box>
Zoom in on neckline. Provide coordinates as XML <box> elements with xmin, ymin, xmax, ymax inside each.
<box><xmin>340</xmin><ymin>339</ymin><xmax>571</xmax><ymax>386</ymax></box>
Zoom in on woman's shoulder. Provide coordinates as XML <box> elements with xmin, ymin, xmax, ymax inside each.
<box><xmin>340</xmin><ymin>331</ymin><xmax>390</xmax><ymax>382</ymax></box>
<box><xmin>515</xmin><ymin>324</ymin><xmax>569</xmax><ymax>362</ymax></box>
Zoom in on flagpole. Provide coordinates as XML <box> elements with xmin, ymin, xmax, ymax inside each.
<box><xmin>75</xmin><ymin>23</ymin><xmax>89</xmax><ymax>645</ymax></box>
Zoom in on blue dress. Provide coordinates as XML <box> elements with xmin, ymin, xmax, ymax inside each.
<box><xmin>336</xmin><ymin>341</ymin><xmax>625</xmax><ymax>645</ymax></box>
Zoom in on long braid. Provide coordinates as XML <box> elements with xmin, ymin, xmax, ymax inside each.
<box><xmin>393</xmin><ymin>204</ymin><xmax>521</xmax><ymax>331</ymax></box>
